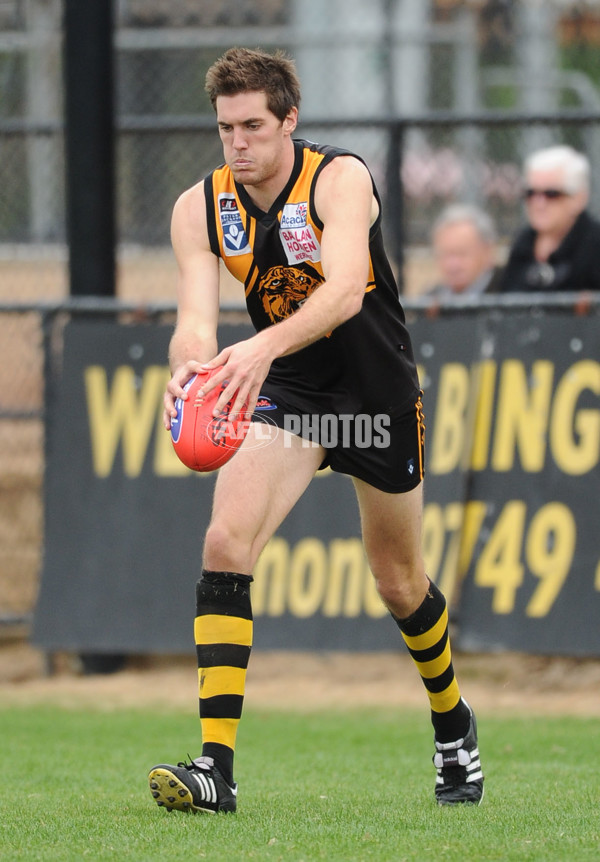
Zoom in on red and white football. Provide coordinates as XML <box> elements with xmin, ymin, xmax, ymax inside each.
<box><xmin>170</xmin><ymin>370</ymin><xmax>250</xmax><ymax>472</ymax></box>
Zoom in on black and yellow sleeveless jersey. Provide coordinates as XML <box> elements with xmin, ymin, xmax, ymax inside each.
<box><xmin>204</xmin><ymin>138</ymin><xmax>420</xmax><ymax>418</ymax></box>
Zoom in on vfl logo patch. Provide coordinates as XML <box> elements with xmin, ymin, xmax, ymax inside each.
<box><xmin>219</xmin><ymin>193</ymin><xmax>250</xmax><ymax>256</ymax></box>
<box><xmin>279</xmin><ymin>201</ymin><xmax>321</xmax><ymax>265</ymax></box>
<box><xmin>407</xmin><ymin>458</ymin><xmax>415</xmax><ymax>476</ymax></box>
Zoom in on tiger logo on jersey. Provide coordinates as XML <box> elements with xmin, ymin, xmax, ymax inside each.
<box><xmin>257</xmin><ymin>265</ymin><xmax>323</xmax><ymax>325</ymax></box>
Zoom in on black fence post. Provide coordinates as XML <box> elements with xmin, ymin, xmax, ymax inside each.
<box><xmin>64</xmin><ymin>0</ymin><xmax>116</xmax><ymax>297</ymax></box>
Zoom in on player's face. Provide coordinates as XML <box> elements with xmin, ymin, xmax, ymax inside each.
<box><xmin>216</xmin><ymin>91</ymin><xmax>297</xmax><ymax>190</ymax></box>
<box><xmin>525</xmin><ymin>166</ymin><xmax>587</xmax><ymax>237</ymax></box>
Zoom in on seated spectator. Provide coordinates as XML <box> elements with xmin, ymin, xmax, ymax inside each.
<box><xmin>428</xmin><ymin>203</ymin><xmax>501</xmax><ymax>298</ymax></box>
<box><xmin>499</xmin><ymin>145</ymin><xmax>600</xmax><ymax>292</ymax></box>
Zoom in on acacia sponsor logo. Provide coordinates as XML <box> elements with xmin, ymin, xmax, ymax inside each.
<box><xmin>280</xmin><ymin>201</ymin><xmax>308</xmax><ymax>228</ymax></box>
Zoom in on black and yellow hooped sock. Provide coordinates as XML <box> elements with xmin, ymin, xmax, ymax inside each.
<box><xmin>195</xmin><ymin>570</ymin><xmax>253</xmax><ymax>786</ymax></box>
<box><xmin>394</xmin><ymin>579</ymin><xmax>471</xmax><ymax>743</ymax></box>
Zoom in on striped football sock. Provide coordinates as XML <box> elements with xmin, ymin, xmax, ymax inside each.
<box><xmin>195</xmin><ymin>570</ymin><xmax>253</xmax><ymax>786</ymax></box>
<box><xmin>394</xmin><ymin>579</ymin><xmax>471</xmax><ymax>743</ymax></box>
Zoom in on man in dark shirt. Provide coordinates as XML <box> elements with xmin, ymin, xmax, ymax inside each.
<box><xmin>499</xmin><ymin>145</ymin><xmax>600</xmax><ymax>292</ymax></box>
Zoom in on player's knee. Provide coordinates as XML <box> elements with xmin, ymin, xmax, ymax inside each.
<box><xmin>375</xmin><ymin>576</ymin><xmax>405</xmax><ymax>609</ymax></box>
<box><xmin>372</xmin><ymin>563</ymin><xmax>428</xmax><ymax>618</ymax></box>
<box><xmin>203</xmin><ymin>521</ymin><xmax>251</xmax><ymax>572</ymax></box>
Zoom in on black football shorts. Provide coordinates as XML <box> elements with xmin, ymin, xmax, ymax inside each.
<box><xmin>251</xmin><ymin>384</ymin><xmax>425</xmax><ymax>494</ymax></box>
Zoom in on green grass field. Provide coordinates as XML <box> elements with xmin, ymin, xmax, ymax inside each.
<box><xmin>0</xmin><ymin>705</ymin><xmax>598</xmax><ymax>861</ymax></box>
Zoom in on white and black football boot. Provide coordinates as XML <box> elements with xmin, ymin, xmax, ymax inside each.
<box><xmin>148</xmin><ymin>756</ymin><xmax>237</xmax><ymax>813</ymax></box>
<box><xmin>433</xmin><ymin>702</ymin><xmax>484</xmax><ymax>805</ymax></box>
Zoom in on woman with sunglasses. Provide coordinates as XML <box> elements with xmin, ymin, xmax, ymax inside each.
<box><xmin>499</xmin><ymin>145</ymin><xmax>600</xmax><ymax>292</ymax></box>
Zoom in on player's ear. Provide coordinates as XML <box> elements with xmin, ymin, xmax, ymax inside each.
<box><xmin>283</xmin><ymin>107</ymin><xmax>298</xmax><ymax>134</ymax></box>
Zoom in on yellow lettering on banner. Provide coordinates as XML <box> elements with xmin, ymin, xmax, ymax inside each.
<box><xmin>422</xmin><ymin>503</ymin><xmax>464</xmax><ymax>599</ymax></box>
<box><xmin>457</xmin><ymin>501</ymin><xmax>487</xmax><ymax>577</ymax></box>
<box><xmin>550</xmin><ymin>360</ymin><xmax>600</xmax><ymax>475</ymax></box>
<box><xmin>430</xmin><ymin>363</ymin><xmax>469</xmax><ymax>474</ymax></box>
<box><xmin>323</xmin><ymin>539</ymin><xmax>364</xmax><ymax>617</ymax></box>
<box><xmin>525</xmin><ymin>503</ymin><xmax>576</xmax><ymax>617</ymax></box>
<box><xmin>422</xmin><ymin>501</ymin><xmax>488</xmax><ymax>599</ymax></box>
<box><xmin>288</xmin><ymin>538</ymin><xmax>327</xmax><ymax>618</ymax></box>
<box><xmin>253</xmin><ymin>537</ymin><xmax>289</xmax><ymax>616</ymax></box>
<box><xmin>436</xmin><ymin>502</ymin><xmax>465</xmax><ymax>600</ymax></box>
<box><xmin>85</xmin><ymin>365</ymin><xmax>168</xmax><ymax>478</ymax></box>
<box><xmin>252</xmin><ymin>537</ymin><xmax>387</xmax><ymax>618</ymax></box>
<box><xmin>474</xmin><ymin>501</ymin><xmax>526</xmax><ymax>614</ymax></box>
<box><xmin>469</xmin><ymin>360</ymin><xmax>497</xmax><ymax>471</ymax></box>
<box><xmin>492</xmin><ymin>360</ymin><xmax>554</xmax><ymax>472</ymax></box>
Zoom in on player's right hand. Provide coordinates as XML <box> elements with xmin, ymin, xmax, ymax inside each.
<box><xmin>163</xmin><ymin>360</ymin><xmax>208</xmax><ymax>430</ymax></box>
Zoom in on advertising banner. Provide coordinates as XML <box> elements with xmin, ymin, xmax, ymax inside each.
<box><xmin>450</xmin><ymin>312</ymin><xmax>600</xmax><ymax>655</ymax></box>
<box><xmin>33</xmin><ymin>309</ymin><xmax>600</xmax><ymax>655</ymax></box>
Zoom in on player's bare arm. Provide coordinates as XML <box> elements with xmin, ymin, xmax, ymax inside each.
<box><xmin>202</xmin><ymin>156</ymin><xmax>375</xmax><ymax>419</ymax></box>
<box><xmin>163</xmin><ymin>182</ymin><xmax>221</xmax><ymax>429</ymax></box>
<box><xmin>275</xmin><ymin>155</ymin><xmax>375</xmax><ymax>344</ymax></box>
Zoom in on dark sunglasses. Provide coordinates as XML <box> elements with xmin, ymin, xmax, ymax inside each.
<box><xmin>524</xmin><ymin>188</ymin><xmax>569</xmax><ymax>201</ymax></box>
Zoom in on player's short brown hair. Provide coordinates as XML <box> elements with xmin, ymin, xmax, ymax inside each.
<box><xmin>205</xmin><ymin>47</ymin><xmax>301</xmax><ymax>121</ymax></box>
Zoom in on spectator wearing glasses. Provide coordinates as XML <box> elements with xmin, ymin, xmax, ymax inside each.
<box><xmin>427</xmin><ymin>203</ymin><xmax>502</xmax><ymax>299</ymax></box>
<box><xmin>499</xmin><ymin>145</ymin><xmax>600</xmax><ymax>292</ymax></box>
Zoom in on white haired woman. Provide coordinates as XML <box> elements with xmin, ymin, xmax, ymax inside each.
<box><xmin>499</xmin><ymin>145</ymin><xmax>600</xmax><ymax>292</ymax></box>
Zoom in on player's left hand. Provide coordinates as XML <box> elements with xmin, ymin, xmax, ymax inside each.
<box><xmin>198</xmin><ymin>335</ymin><xmax>273</xmax><ymax>420</ymax></box>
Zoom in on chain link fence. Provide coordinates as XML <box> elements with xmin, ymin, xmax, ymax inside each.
<box><xmin>0</xmin><ymin>308</ymin><xmax>44</xmax><ymax>626</ymax></box>
<box><xmin>2</xmin><ymin>0</ymin><xmax>600</xmax><ymax>632</ymax></box>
